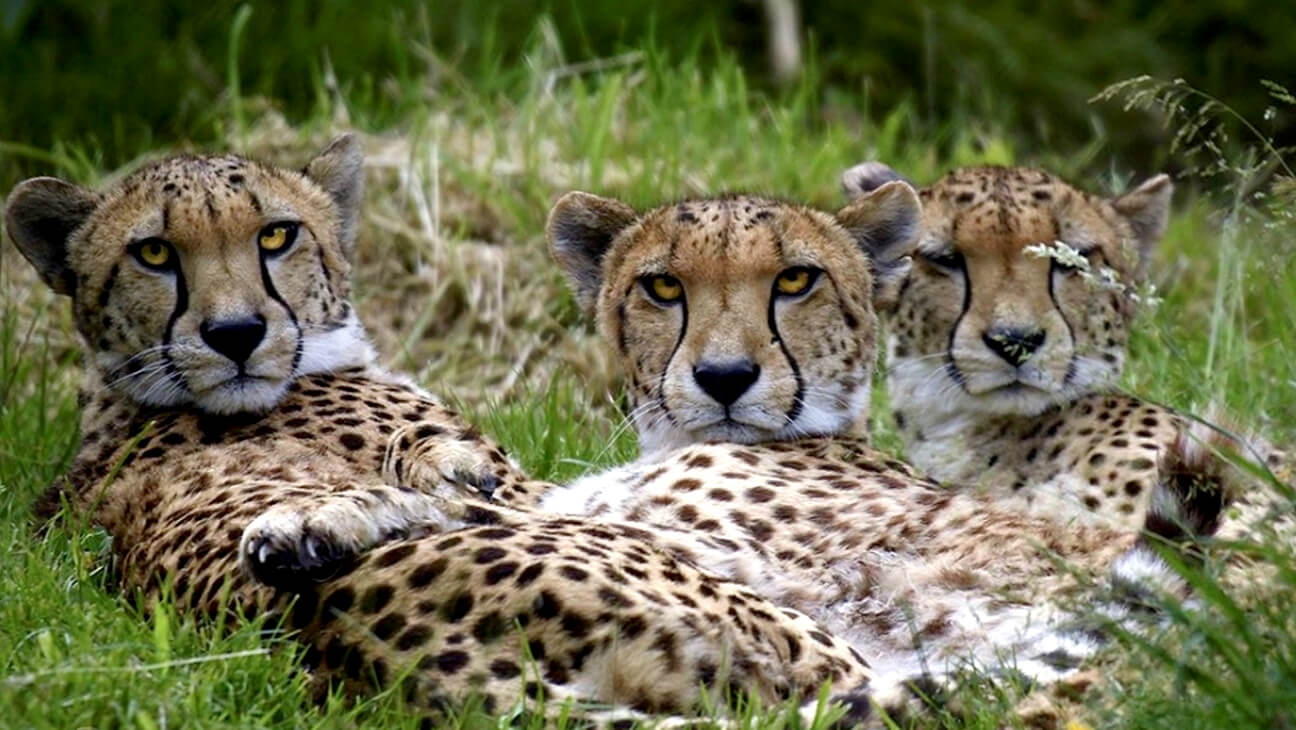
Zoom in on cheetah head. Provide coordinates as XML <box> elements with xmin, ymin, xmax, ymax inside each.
<box><xmin>841</xmin><ymin>164</ymin><xmax>1172</xmax><ymax>421</ymax></box>
<box><xmin>5</xmin><ymin>136</ymin><xmax>372</xmax><ymax>415</ymax></box>
<box><xmin>548</xmin><ymin>186</ymin><xmax>921</xmax><ymax>456</ymax></box>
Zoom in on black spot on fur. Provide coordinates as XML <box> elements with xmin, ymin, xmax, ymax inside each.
<box><xmin>490</xmin><ymin>658</ymin><xmax>521</xmax><ymax>679</ymax></box>
<box><xmin>435</xmin><ymin>650</ymin><xmax>470</xmax><ymax>674</ymax></box>
<box><xmin>359</xmin><ymin>584</ymin><xmax>394</xmax><ymax>614</ymax></box>
<box><xmin>396</xmin><ymin>623</ymin><xmax>433</xmax><ymax>651</ymax></box>
<box><xmin>375</xmin><ymin>543</ymin><xmax>417</xmax><ymax>567</ymax></box>
<box><xmin>442</xmin><ymin>593</ymin><xmax>474</xmax><ymax>622</ymax></box>
<box><xmin>408</xmin><ymin>557</ymin><xmax>447</xmax><ymax>588</ymax></box>
<box><xmin>484</xmin><ymin>561</ymin><xmax>519</xmax><ymax>584</ymax></box>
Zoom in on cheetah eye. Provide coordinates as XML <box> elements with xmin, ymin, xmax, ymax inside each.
<box><xmin>641</xmin><ymin>274</ymin><xmax>684</xmax><ymax>304</ymax></box>
<box><xmin>920</xmin><ymin>250</ymin><xmax>963</xmax><ymax>272</ymax></box>
<box><xmin>129</xmin><ymin>238</ymin><xmax>176</xmax><ymax>270</ymax></box>
<box><xmin>258</xmin><ymin>222</ymin><xmax>299</xmax><ymax>256</ymax></box>
<box><xmin>774</xmin><ymin>267</ymin><xmax>821</xmax><ymax>297</ymax></box>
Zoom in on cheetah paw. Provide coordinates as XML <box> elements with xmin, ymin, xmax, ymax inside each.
<box><xmin>383</xmin><ymin>425</ymin><xmax>502</xmax><ymax>499</ymax></box>
<box><xmin>240</xmin><ymin>504</ymin><xmax>373</xmax><ymax>591</ymax></box>
<box><xmin>240</xmin><ymin>485</ymin><xmax>469</xmax><ymax>591</ymax></box>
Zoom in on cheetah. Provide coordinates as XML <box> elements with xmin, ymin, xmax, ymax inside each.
<box><xmin>7</xmin><ymin>138</ymin><xmax>881</xmax><ymax>726</ymax></box>
<box><xmin>251</xmin><ymin>185</ymin><xmax>1230</xmax><ymax>721</ymax></box>
<box><xmin>838</xmin><ymin>162</ymin><xmax>1286</xmax><ymax>533</ymax></box>
<box><xmin>534</xmin><ymin>187</ymin><xmax>1229</xmax><ymax>685</ymax></box>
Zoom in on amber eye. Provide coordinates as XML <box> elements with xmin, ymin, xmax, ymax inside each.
<box><xmin>642</xmin><ymin>274</ymin><xmax>684</xmax><ymax>304</ymax></box>
<box><xmin>775</xmin><ymin>267</ymin><xmax>820</xmax><ymax>296</ymax></box>
<box><xmin>258</xmin><ymin>222</ymin><xmax>299</xmax><ymax>255</ymax></box>
<box><xmin>130</xmin><ymin>238</ymin><xmax>175</xmax><ymax>270</ymax></box>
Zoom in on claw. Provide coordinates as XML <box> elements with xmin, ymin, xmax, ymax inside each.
<box><xmin>258</xmin><ymin>543</ymin><xmax>270</xmax><ymax>565</ymax></box>
<box><xmin>457</xmin><ymin>470</ymin><xmax>501</xmax><ymax>498</ymax></box>
<box><xmin>305</xmin><ymin>535</ymin><xmax>320</xmax><ymax>561</ymax></box>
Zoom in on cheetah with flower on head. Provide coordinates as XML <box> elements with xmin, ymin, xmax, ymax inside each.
<box><xmin>9</xmin><ymin>138</ymin><xmax>885</xmax><ymax>726</ymax></box>
<box><xmin>838</xmin><ymin>162</ymin><xmax>1286</xmax><ymax>535</ymax></box>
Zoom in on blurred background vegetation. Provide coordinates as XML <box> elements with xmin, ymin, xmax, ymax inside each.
<box><xmin>2</xmin><ymin>0</ymin><xmax>1294</xmax><ymax>189</ymax></box>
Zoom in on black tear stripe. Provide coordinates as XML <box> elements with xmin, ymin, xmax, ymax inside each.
<box><xmin>1048</xmin><ymin>260</ymin><xmax>1078</xmax><ymax>385</ymax></box>
<box><xmin>657</xmin><ymin>289</ymin><xmax>689</xmax><ymax>430</ymax></box>
<box><xmin>767</xmin><ymin>292</ymin><xmax>805</xmax><ymax>423</ymax></box>
<box><xmin>260</xmin><ymin>254</ymin><xmax>303</xmax><ymax>373</ymax></box>
<box><xmin>942</xmin><ymin>256</ymin><xmax>972</xmax><ymax>392</ymax></box>
<box><xmin>161</xmin><ymin>264</ymin><xmax>191</xmax><ymax>398</ymax></box>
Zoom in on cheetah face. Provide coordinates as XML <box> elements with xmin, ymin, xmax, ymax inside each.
<box><xmin>548</xmin><ymin>186</ymin><xmax>921</xmax><ymax>456</ymax></box>
<box><xmin>842</xmin><ymin>163</ymin><xmax>1172</xmax><ymax>418</ymax></box>
<box><xmin>6</xmin><ymin>136</ymin><xmax>372</xmax><ymax>415</ymax></box>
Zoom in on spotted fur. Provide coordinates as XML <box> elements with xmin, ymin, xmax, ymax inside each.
<box><xmin>9</xmin><ymin>142</ymin><xmax>883</xmax><ymax>726</ymax></box>
<box><xmin>840</xmin><ymin>164</ymin><xmax>1188</xmax><ymax>525</ymax></box>
<box><xmin>267</xmin><ymin>190</ymin><xmax>1232</xmax><ymax>725</ymax></box>
<box><xmin>534</xmin><ymin>190</ymin><xmax>1198</xmax><ymax>699</ymax></box>
<box><xmin>225</xmin><ymin>185</ymin><xmax>1246</xmax><ymax>727</ymax></box>
<box><xmin>841</xmin><ymin>161</ymin><xmax>1290</xmax><ymax>584</ymax></box>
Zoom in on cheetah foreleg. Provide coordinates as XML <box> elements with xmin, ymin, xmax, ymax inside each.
<box><xmin>239</xmin><ymin>484</ymin><xmax>510</xmax><ymax>591</ymax></box>
<box><xmin>382</xmin><ymin>421</ymin><xmax>557</xmax><ymax>508</ymax></box>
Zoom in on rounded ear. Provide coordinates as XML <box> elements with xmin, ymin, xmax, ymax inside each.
<box><xmin>835</xmin><ymin>180</ymin><xmax>922</xmax><ymax>311</ymax></box>
<box><xmin>5</xmin><ymin>177</ymin><xmax>101</xmax><ymax>296</ymax></box>
<box><xmin>304</xmin><ymin>133</ymin><xmax>364</xmax><ymax>259</ymax></box>
<box><xmin>546</xmin><ymin>191</ymin><xmax>637</xmax><ymax>315</ymax></box>
<box><xmin>1112</xmin><ymin>173</ymin><xmax>1173</xmax><ymax>273</ymax></box>
<box><xmin>841</xmin><ymin>161</ymin><xmax>910</xmax><ymax>201</ymax></box>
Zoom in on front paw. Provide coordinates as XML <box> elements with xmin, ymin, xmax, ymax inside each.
<box><xmin>240</xmin><ymin>507</ymin><xmax>360</xmax><ymax>591</ymax></box>
<box><xmin>384</xmin><ymin>425</ymin><xmax>502</xmax><ymax>499</ymax></box>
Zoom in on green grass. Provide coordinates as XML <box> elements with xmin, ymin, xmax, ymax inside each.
<box><xmin>2</xmin><ymin>17</ymin><xmax>1295</xmax><ymax>730</ymax></box>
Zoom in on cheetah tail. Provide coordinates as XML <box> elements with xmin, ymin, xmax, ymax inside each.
<box><xmin>1112</xmin><ymin>412</ymin><xmax>1272</xmax><ymax>596</ymax></box>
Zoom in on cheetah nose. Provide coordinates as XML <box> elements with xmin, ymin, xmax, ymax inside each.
<box><xmin>200</xmin><ymin>315</ymin><xmax>267</xmax><ymax>364</ymax></box>
<box><xmin>693</xmin><ymin>360</ymin><xmax>761</xmax><ymax>407</ymax></box>
<box><xmin>982</xmin><ymin>327</ymin><xmax>1046</xmax><ymax>367</ymax></box>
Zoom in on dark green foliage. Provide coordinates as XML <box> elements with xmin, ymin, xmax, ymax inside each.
<box><xmin>3</xmin><ymin>0</ymin><xmax>1295</xmax><ymax>187</ymax></box>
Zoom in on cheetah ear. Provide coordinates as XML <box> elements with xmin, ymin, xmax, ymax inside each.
<box><xmin>841</xmin><ymin>161</ymin><xmax>911</xmax><ymax>201</ymax></box>
<box><xmin>1112</xmin><ymin>173</ymin><xmax>1173</xmax><ymax>274</ymax></box>
<box><xmin>304</xmin><ymin>134</ymin><xmax>364</xmax><ymax>261</ymax></box>
<box><xmin>547</xmin><ymin>191</ymin><xmax>638</xmax><ymax>315</ymax></box>
<box><xmin>5</xmin><ymin>177</ymin><xmax>101</xmax><ymax>296</ymax></box>
<box><xmin>836</xmin><ymin>180</ymin><xmax>922</xmax><ymax>311</ymax></box>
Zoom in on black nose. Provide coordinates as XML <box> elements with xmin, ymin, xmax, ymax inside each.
<box><xmin>692</xmin><ymin>360</ymin><xmax>761</xmax><ymax>406</ymax></box>
<box><xmin>982</xmin><ymin>327</ymin><xmax>1046</xmax><ymax>367</ymax></box>
<box><xmin>200</xmin><ymin>316</ymin><xmax>267</xmax><ymax>364</ymax></box>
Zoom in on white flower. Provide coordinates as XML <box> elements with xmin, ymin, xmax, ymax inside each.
<box><xmin>1025</xmin><ymin>240</ymin><xmax>1156</xmax><ymax>301</ymax></box>
<box><xmin>1024</xmin><ymin>240</ymin><xmax>1090</xmax><ymax>271</ymax></box>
